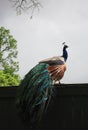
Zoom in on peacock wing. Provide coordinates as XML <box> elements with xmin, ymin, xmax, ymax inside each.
<box><xmin>48</xmin><ymin>64</ymin><xmax>66</xmax><ymax>81</ymax></box>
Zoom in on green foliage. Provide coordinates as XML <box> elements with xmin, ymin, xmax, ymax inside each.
<box><xmin>0</xmin><ymin>27</ymin><xmax>21</xmax><ymax>86</ymax></box>
<box><xmin>0</xmin><ymin>26</ymin><xmax>19</xmax><ymax>74</ymax></box>
<box><xmin>0</xmin><ymin>70</ymin><xmax>21</xmax><ymax>86</ymax></box>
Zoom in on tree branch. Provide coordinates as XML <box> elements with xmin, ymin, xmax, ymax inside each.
<box><xmin>9</xmin><ymin>0</ymin><xmax>42</xmax><ymax>17</ymax></box>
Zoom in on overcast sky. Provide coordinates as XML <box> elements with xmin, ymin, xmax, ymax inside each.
<box><xmin>0</xmin><ymin>0</ymin><xmax>88</xmax><ymax>83</ymax></box>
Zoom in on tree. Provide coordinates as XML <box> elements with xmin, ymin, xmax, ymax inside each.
<box><xmin>0</xmin><ymin>70</ymin><xmax>20</xmax><ymax>86</ymax></box>
<box><xmin>0</xmin><ymin>27</ymin><xmax>19</xmax><ymax>74</ymax></box>
<box><xmin>0</xmin><ymin>27</ymin><xmax>21</xmax><ymax>86</ymax></box>
<box><xmin>9</xmin><ymin>0</ymin><xmax>42</xmax><ymax>18</ymax></box>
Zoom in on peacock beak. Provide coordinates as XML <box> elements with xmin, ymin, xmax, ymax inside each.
<box><xmin>67</xmin><ymin>45</ymin><xmax>69</xmax><ymax>48</ymax></box>
<box><xmin>65</xmin><ymin>45</ymin><xmax>69</xmax><ymax>48</ymax></box>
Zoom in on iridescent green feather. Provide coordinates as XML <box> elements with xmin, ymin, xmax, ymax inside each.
<box><xmin>16</xmin><ymin>63</ymin><xmax>53</xmax><ymax>126</ymax></box>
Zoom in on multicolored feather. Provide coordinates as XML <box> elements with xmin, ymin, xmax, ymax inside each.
<box><xmin>16</xmin><ymin>63</ymin><xmax>54</xmax><ymax>127</ymax></box>
<box><xmin>16</xmin><ymin>44</ymin><xmax>68</xmax><ymax>129</ymax></box>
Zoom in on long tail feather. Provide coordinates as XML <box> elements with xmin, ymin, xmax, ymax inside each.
<box><xmin>16</xmin><ymin>63</ymin><xmax>54</xmax><ymax>128</ymax></box>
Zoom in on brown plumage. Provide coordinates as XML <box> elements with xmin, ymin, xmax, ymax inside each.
<box><xmin>48</xmin><ymin>64</ymin><xmax>66</xmax><ymax>82</ymax></box>
<box><xmin>39</xmin><ymin>44</ymin><xmax>68</xmax><ymax>83</ymax></box>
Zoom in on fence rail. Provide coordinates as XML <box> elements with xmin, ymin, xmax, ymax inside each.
<box><xmin>0</xmin><ymin>84</ymin><xmax>88</xmax><ymax>130</ymax></box>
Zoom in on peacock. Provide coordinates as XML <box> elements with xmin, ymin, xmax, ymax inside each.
<box><xmin>16</xmin><ymin>42</ymin><xmax>68</xmax><ymax>129</ymax></box>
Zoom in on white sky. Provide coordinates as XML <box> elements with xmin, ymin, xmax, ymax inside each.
<box><xmin>0</xmin><ymin>0</ymin><xmax>88</xmax><ymax>83</ymax></box>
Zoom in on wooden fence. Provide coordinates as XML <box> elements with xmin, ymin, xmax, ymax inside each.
<box><xmin>0</xmin><ymin>84</ymin><xmax>88</xmax><ymax>130</ymax></box>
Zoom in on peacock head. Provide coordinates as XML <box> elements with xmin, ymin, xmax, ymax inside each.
<box><xmin>62</xmin><ymin>42</ymin><xmax>68</xmax><ymax>61</ymax></box>
<box><xmin>62</xmin><ymin>42</ymin><xmax>69</xmax><ymax>49</ymax></box>
<box><xmin>64</xmin><ymin>45</ymin><xmax>68</xmax><ymax>49</ymax></box>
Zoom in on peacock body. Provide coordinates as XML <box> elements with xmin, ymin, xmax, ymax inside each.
<box><xmin>16</xmin><ymin>43</ymin><xmax>68</xmax><ymax>129</ymax></box>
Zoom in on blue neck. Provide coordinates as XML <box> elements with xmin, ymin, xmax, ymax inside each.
<box><xmin>62</xmin><ymin>47</ymin><xmax>68</xmax><ymax>62</ymax></box>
